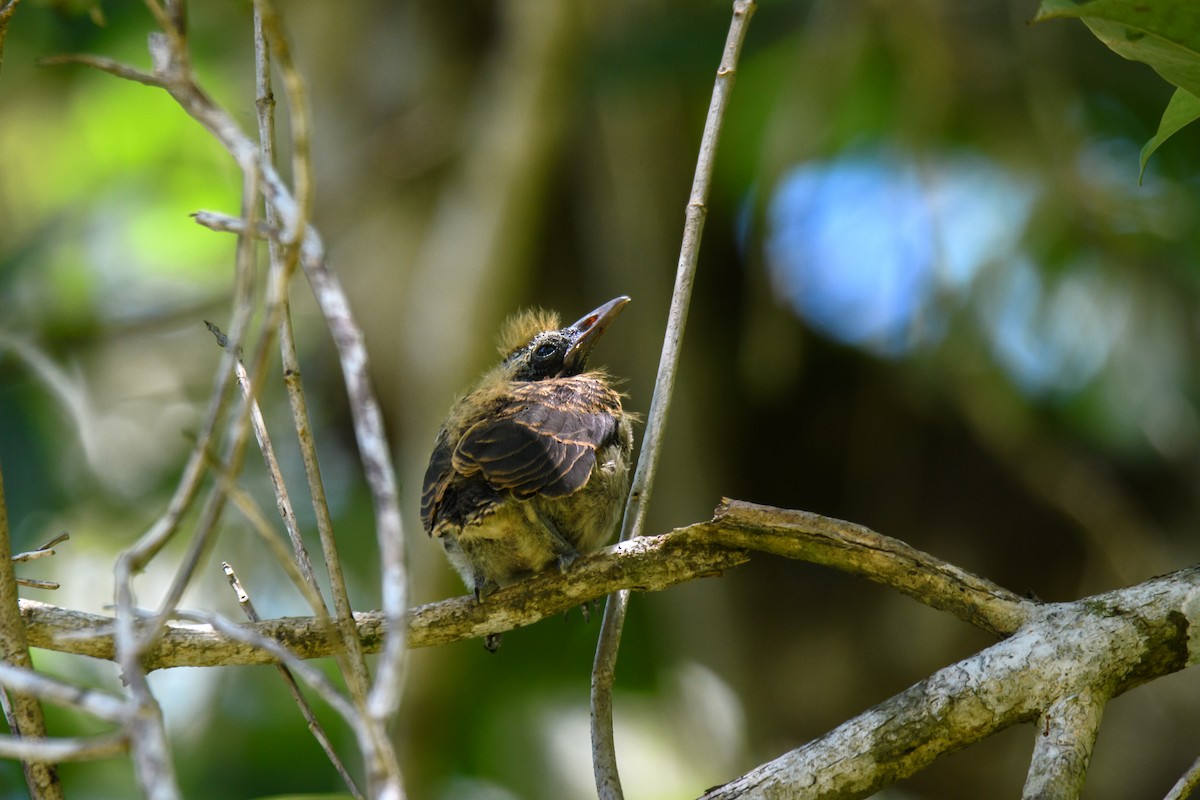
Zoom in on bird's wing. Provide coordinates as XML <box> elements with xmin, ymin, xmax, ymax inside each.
<box><xmin>420</xmin><ymin>429</ymin><xmax>456</xmax><ymax>535</ymax></box>
<box><xmin>452</xmin><ymin>376</ymin><xmax>621</xmax><ymax>501</ymax></box>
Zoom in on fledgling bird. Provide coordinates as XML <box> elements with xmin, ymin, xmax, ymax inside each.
<box><xmin>420</xmin><ymin>296</ymin><xmax>635</xmax><ymax>610</ymax></box>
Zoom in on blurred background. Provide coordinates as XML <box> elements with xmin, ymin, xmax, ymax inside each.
<box><xmin>2</xmin><ymin>1</ymin><xmax>1200</xmax><ymax>798</ymax></box>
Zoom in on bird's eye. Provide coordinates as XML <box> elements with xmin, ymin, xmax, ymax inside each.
<box><xmin>532</xmin><ymin>342</ymin><xmax>558</xmax><ymax>362</ymax></box>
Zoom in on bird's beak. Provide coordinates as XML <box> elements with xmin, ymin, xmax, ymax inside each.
<box><xmin>563</xmin><ymin>296</ymin><xmax>631</xmax><ymax>371</ymax></box>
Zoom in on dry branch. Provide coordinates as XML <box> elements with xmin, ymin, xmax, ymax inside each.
<box><xmin>8</xmin><ymin>499</ymin><xmax>1200</xmax><ymax>798</ymax></box>
<box><xmin>700</xmin><ymin>567</ymin><xmax>1200</xmax><ymax>799</ymax></box>
<box><xmin>43</xmin><ymin>3</ymin><xmax>409</xmax><ymax>795</ymax></box>
<box><xmin>20</xmin><ymin>523</ymin><xmax>750</xmax><ymax>667</ymax></box>
<box><xmin>0</xmin><ymin>466</ymin><xmax>63</xmax><ymax>799</ymax></box>
<box><xmin>20</xmin><ymin>500</ymin><xmax>1030</xmax><ymax>666</ymax></box>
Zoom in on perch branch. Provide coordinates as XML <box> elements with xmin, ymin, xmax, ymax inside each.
<box><xmin>10</xmin><ymin>496</ymin><xmax>1199</xmax><ymax>798</ymax></box>
<box><xmin>710</xmin><ymin>499</ymin><xmax>1030</xmax><ymax>635</ymax></box>
<box><xmin>19</xmin><ymin>502</ymin><xmax>1027</xmax><ymax>666</ymax></box>
<box><xmin>21</xmin><ymin>525</ymin><xmax>749</xmax><ymax>667</ymax></box>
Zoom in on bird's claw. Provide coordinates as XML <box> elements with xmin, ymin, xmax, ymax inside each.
<box><xmin>555</xmin><ymin>550</ymin><xmax>579</xmax><ymax>573</ymax></box>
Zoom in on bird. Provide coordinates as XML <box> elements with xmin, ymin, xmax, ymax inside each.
<box><xmin>420</xmin><ymin>296</ymin><xmax>635</xmax><ymax>624</ymax></box>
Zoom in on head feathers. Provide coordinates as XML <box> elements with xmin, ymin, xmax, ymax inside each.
<box><xmin>496</xmin><ymin>308</ymin><xmax>561</xmax><ymax>357</ymax></box>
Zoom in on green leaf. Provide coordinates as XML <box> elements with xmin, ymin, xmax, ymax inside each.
<box><xmin>1035</xmin><ymin>1</ymin><xmax>1200</xmax><ymax>99</ymax></box>
<box><xmin>1140</xmin><ymin>87</ymin><xmax>1200</xmax><ymax>181</ymax></box>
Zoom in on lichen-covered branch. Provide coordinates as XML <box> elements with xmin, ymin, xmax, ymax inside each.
<box><xmin>1023</xmin><ymin>689</ymin><xmax>1106</xmax><ymax>800</ymax></box>
<box><xmin>9</xmin><ymin>498</ymin><xmax>1200</xmax><ymax>798</ymax></box>
<box><xmin>1</xmin><ymin>499</ymin><xmax>1058</xmax><ymax>672</ymax></box>
<box><xmin>700</xmin><ymin>568</ymin><xmax>1200</xmax><ymax>799</ymax></box>
<box><xmin>710</xmin><ymin>499</ymin><xmax>1031</xmax><ymax>636</ymax></box>
<box><xmin>20</xmin><ymin>525</ymin><xmax>751</xmax><ymax>667</ymax></box>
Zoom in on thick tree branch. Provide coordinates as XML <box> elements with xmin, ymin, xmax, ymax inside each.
<box><xmin>8</xmin><ymin>499</ymin><xmax>1200</xmax><ymax>798</ymax></box>
<box><xmin>700</xmin><ymin>568</ymin><xmax>1200</xmax><ymax>799</ymax></box>
<box><xmin>1023</xmin><ymin>689</ymin><xmax>1106</xmax><ymax>800</ymax></box>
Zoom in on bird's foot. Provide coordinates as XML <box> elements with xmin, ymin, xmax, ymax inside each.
<box><xmin>564</xmin><ymin>597</ymin><xmax>602</xmax><ymax>623</ymax></box>
<box><xmin>555</xmin><ymin>549</ymin><xmax>580</xmax><ymax>573</ymax></box>
<box><xmin>473</xmin><ymin>581</ymin><xmax>502</xmax><ymax>652</ymax></box>
<box><xmin>472</xmin><ymin>579</ymin><xmax>500</xmax><ymax>603</ymax></box>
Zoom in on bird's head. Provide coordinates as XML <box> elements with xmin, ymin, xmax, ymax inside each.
<box><xmin>495</xmin><ymin>296</ymin><xmax>630</xmax><ymax>381</ymax></box>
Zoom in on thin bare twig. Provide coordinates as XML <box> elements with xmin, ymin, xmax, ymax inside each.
<box><xmin>139</xmin><ymin>153</ymin><xmax>266</xmax><ymax>645</ymax></box>
<box><xmin>1165</xmin><ymin>755</ymin><xmax>1200</xmax><ymax>800</ymax></box>
<box><xmin>0</xmin><ymin>464</ymin><xmax>63</xmax><ymax>799</ymax></box>
<box><xmin>203</xmin><ymin>323</ymin><xmax>324</xmax><ymax>615</ymax></box>
<box><xmin>48</xmin><ymin>4</ymin><xmax>407</xmax><ymax>793</ymax></box>
<box><xmin>171</xmin><ymin>609</ymin><xmax>360</xmax><ymax>724</ymax></box>
<box><xmin>0</xmin><ymin>732</ymin><xmax>128</xmax><ymax>763</ymax></box>
<box><xmin>221</xmin><ymin>562</ymin><xmax>366</xmax><ymax>800</ymax></box>
<box><xmin>101</xmin><ymin>7</ymin><xmax>262</xmax><ymax>797</ymax></box>
<box><xmin>11</xmin><ymin>532</ymin><xmax>70</xmax><ymax>563</ymax></box>
<box><xmin>191</xmin><ymin>210</ymin><xmax>281</xmax><ymax>239</ymax></box>
<box><xmin>37</xmin><ymin>54</ymin><xmax>166</xmax><ymax>88</ymax></box>
<box><xmin>196</xmin><ymin>435</ymin><xmax>342</xmax><ymax>637</ymax></box>
<box><xmin>297</xmin><ymin>225</ymin><xmax>408</xmax><ymax>740</ymax></box>
<box><xmin>253</xmin><ymin>0</ymin><xmax>374</xmax><ymax>725</ymax></box>
<box><xmin>12</xmin><ymin>532</ymin><xmax>69</xmax><ymax>590</ymax></box>
<box><xmin>249</xmin><ymin>7</ymin><xmax>324</xmax><ymax>613</ymax></box>
<box><xmin>14</xmin><ymin>579</ymin><xmax>59</xmax><ymax>590</ymax></box>
<box><xmin>591</xmin><ymin>2</ymin><xmax>756</xmax><ymax>797</ymax></box>
<box><xmin>0</xmin><ymin>664</ymin><xmax>128</xmax><ymax>723</ymax></box>
<box><xmin>252</xmin><ymin>6</ymin><xmax>404</xmax><ymax>794</ymax></box>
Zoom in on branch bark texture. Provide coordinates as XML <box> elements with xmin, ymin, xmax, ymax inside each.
<box><xmin>0</xmin><ymin>465</ymin><xmax>63</xmax><ymax>799</ymax></box>
<box><xmin>9</xmin><ymin>500</ymin><xmax>1200</xmax><ymax>798</ymax></box>
<box><xmin>700</xmin><ymin>565</ymin><xmax>1200</xmax><ymax>799</ymax></box>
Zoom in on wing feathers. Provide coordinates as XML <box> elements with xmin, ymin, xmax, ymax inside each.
<box><xmin>422</xmin><ymin>375</ymin><xmax>624</xmax><ymax>534</ymax></box>
<box><xmin>454</xmin><ymin>377</ymin><xmax>620</xmax><ymax>498</ymax></box>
